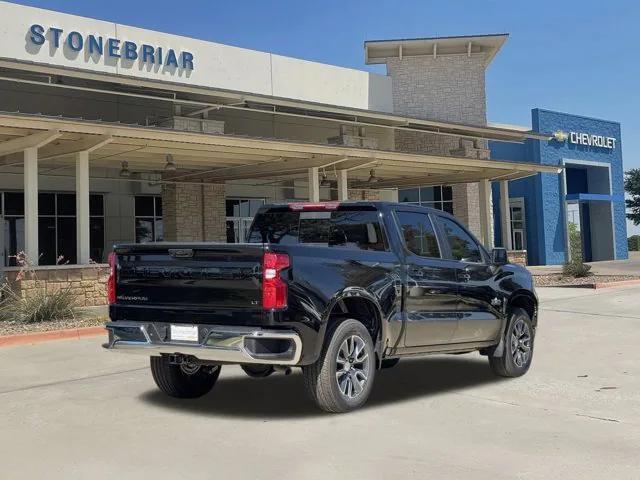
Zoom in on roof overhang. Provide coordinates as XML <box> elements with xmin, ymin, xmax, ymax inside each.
<box><xmin>0</xmin><ymin>112</ymin><xmax>561</xmax><ymax>189</ymax></box>
<box><xmin>0</xmin><ymin>59</ymin><xmax>549</xmax><ymax>143</ymax></box>
<box><xmin>365</xmin><ymin>34</ymin><xmax>509</xmax><ymax>66</ymax></box>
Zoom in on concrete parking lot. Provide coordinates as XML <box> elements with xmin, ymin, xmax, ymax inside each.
<box><xmin>1</xmin><ymin>287</ymin><xmax>639</xmax><ymax>480</ymax></box>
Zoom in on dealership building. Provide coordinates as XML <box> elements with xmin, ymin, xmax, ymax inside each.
<box><xmin>0</xmin><ymin>1</ymin><xmax>627</xmax><ymax>305</ymax></box>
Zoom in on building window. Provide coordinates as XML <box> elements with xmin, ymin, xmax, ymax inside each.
<box><xmin>398</xmin><ymin>186</ymin><xmax>453</xmax><ymax>214</ymax></box>
<box><xmin>135</xmin><ymin>196</ymin><xmax>163</xmax><ymax>243</ymax></box>
<box><xmin>1</xmin><ymin>192</ymin><xmax>104</xmax><ymax>266</ymax></box>
<box><xmin>226</xmin><ymin>198</ymin><xmax>265</xmax><ymax>243</ymax></box>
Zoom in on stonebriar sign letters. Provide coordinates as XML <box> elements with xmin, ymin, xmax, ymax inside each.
<box><xmin>28</xmin><ymin>24</ymin><xmax>195</xmax><ymax>70</ymax></box>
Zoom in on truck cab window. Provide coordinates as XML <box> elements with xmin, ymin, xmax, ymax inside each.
<box><xmin>247</xmin><ymin>211</ymin><xmax>299</xmax><ymax>244</ymax></box>
<box><xmin>436</xmin><ymin>216</ymin><xmax>483</xmax><ymax>263</ymax></box>
<box><xmin>395</xmin><ymin>211</ymin><xmax>440</xmax><ymax>258</ymax></box>
<box><xmin>248</xmin><ymin>209</ymin><xmax>387</xmax><ymax>251</ymax></box>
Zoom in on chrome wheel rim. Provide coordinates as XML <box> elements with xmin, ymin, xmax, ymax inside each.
<box><xmin>511</xmin><ymin>318</ymin><xmax>532</xmax><ymax>368</ymax></box>
<box><xmin>335</xmin><ymin>335</ymin><xmax>370</xmax><ymax>399</ymax></box>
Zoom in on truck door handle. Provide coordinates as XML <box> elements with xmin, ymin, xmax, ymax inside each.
<box><xmin>408</xmin><ymin>267</ymin><xmax>423</xmax><ymax>278</ymax></box>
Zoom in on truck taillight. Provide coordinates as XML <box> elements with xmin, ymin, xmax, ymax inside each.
<box><xmin>107</xmin><ymin>252</ymin><xmax>117</xmax><ymax>305</ymax></box>
<box><xmin>288</xmin><ymin>202</ymin><xmax>340</xmax><ymax>211</ymax></box>
<box><xmin>262</xmin><ymin>252</ymin><xmax>290</xmax><ymax>310</ymax></box>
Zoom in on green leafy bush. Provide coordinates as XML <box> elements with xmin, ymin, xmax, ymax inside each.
<box><xmin>628</xmin><ymin>235</ymin><xmax>640</xmax><ymax>252</ymax></box>
<box><xmin>0</xmin><ymin>283</ymin><xmax>78</xmax><ymax>323</ymax></box>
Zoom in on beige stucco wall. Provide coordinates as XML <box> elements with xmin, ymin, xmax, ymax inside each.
<box><xmin>0</xmin><ymin>1</ymin><xmax>393</xmax><ymax>112</ymax></box>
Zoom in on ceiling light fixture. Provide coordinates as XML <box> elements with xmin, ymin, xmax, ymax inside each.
<box><xmin>320</xmin><ymin>172</ymin><xmax>331</xmax><ymax>187</ymax></box>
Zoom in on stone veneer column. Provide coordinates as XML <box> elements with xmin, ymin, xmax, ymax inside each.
<box><xmin>348</xmin><ymin>189</ymin><xmax>380</xmax><ymax>201</ymax></box>
<box><xmin>203</xmin><ymin>184</ymin><xmax>227</xmax><ymax>242</ymax></box>
<box><xmin>162</xmin><ymin>182</ymin><xmax>226</xmax><ymax>242</ymax></box>
<box><xmin>452</xmin><ymin>183</ymin><xmax>481</xmax><ymax>237</ymax></box>
<box><xmin>385</xmin><ymin>53</ymin><xmax>490</xmax><ymax>238</ymax></box>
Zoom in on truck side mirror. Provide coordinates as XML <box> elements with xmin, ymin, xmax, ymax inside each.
<box><xmin>492</xmin><ymin>248</ymin><xmax>508</xmax><ymax>266</ymax></box>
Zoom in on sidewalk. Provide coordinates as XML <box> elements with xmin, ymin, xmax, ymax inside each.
<box><xmin>527</xmin><ymin>251</ymin><xmax>640</xmax><ymax>276</ymax></box>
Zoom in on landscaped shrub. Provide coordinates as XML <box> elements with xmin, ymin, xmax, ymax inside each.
<box><xmin>562</xmin><ymin>261</ymin><xmax>592</xmax><ymax>278</ymax></box>
<box><xmin>0</xmin><ymin>251</ymin><xmax>79</xmax><ymax>323</ymax></box>
<box><xmin>628</xmin><ymin>235</ymin><xmax>640</xmax><ymax>252</ymax></box>
<box><xmin>0</xmin><ymin>283</ymin><xmax>78</xmax><ymax>323</ymax></box>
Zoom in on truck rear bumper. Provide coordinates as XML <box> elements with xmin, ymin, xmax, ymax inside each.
<box><xmin>103</xmin><ymin>321</ymin><xmax>302</xmax><ymax>366</ymax></box>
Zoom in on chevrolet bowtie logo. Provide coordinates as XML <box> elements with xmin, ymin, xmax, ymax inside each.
<box><xmin>552</xmin><ymin>130</ymin><xmax>568</xmax><ymax>142</ymax></box>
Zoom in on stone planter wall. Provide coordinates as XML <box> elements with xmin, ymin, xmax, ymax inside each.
<box><xmin>3</xmin><ymin>265</ymin><xmax>109</xmax><ymax>307</ymax></box>
<box><xmin>507</xmin><ymin>250</ymin><xmax>528</xmax><ymax>267</ymax></box>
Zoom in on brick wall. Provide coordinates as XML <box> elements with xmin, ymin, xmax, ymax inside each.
<box><xmin>385</xmin><ymin>54</ymin><xmax>489</xmax><ymax>238</ymax></box>
<box><xmin>5</xmin><ymin>265</ymin><xmax>110</xmax><ymax>307</ymax></box>
<box><xmin>162</xmin><ymin>182</ymin><xmax>226</xmax><ymax>242</ymax></box>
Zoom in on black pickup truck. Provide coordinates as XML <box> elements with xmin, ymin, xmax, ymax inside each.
<box><xmin>104</xmin><ymin>201</ymin><xmax>537</xmax><ymax>413</ymax></box>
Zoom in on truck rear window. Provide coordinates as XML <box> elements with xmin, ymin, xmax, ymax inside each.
<box><xmin>247</xmin><ymin>210</ymin><xmax>388</xmax><ymax>251</ymax></box>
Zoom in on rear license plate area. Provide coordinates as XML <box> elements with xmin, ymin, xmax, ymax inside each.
<box><xmin>170</xmin><ymin>324</ymin><xmax>199</xmax><ymax>342</ymax></box>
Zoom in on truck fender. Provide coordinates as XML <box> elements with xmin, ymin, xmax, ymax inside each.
<box><xmin>321</xmin><ymin>287</ymin><xmax>388</xmax><ymax>366</ymax></box>
<box><xmin>492</xmin><ymin>290</ymin><xmax>538</xmax><ymax>358</ymax></box>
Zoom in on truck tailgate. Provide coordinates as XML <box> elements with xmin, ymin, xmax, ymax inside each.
<box><xmin>112</xmin><ymin>243</ymin><xmax>265</xmax><ymax>323</ymax></box>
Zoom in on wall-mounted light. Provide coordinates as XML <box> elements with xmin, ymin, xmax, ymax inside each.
<box><xmin>164</xmin><ymin>154</ymin><xmax>177</xmax><ymax>171</ymax></box>
<box><xmin>119</xmin><ymin>161</ymin><xmax>131</xmax><ymax>178</ymax></box>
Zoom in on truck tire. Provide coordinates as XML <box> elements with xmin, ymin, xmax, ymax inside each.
<box><xmin>150</xmin><ymin>356</ymin><xmax>221</xmax><ymax>398</ymax></box>
<box><xmin>303</xmin><ymin>319</ymin><xmax>376</xmax><ymax>413</ymax></box>
<box><xmin>489</xmin><ymin>307</ymin><xmax>534</xmax><ymax>377</ymax></box>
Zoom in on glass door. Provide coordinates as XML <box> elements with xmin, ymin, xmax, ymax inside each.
<box><xmin>225</xmin><ymin>198</ymin><xmax>265</xmax><ymax>243</ymax></box>
<box><xmin>509</xmin><ymin>198</ymin><xmax>527</xmax><ymax>250</ymax></box>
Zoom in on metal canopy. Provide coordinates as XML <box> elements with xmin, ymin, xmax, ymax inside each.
<box><xmin>0</xmin><ymin>60</ymin><xmax>550</xmax><ymax>144</ymax></box>
<box><xmin>0</xmin><ymin>112</ymin><xmax>561</xmax><ymax>189</ymax></box>
<box><xmin>365</xmin><ymin>34</ymin><xmax>509</xmax><ymax>66</ymax></box>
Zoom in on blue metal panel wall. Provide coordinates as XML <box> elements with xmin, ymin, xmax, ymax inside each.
<box><xmin>489</xmin><ymin>108</ymin><xmax>627</xmax><ymax>265</ymax></box>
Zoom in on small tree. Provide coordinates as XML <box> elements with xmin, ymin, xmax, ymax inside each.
<box><xmin>563</xmin><ymin>222</ymin><xmax>591</xmax><ymax>278</ymax></box>
<box><xmin>625</xmin><ymin>169</ymin><xmax>640</xmax><ymax>225</ymax></box>
<box><xmin>567</xmin><ymin>222</ymin><xmax>583</xmax><ymax>262</ymax></box>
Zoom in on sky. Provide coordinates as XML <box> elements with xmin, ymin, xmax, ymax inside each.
<box><xmin>10</xmin><ymin>0</ymin><xmax>640</xmax><ymax>234</ymax></box>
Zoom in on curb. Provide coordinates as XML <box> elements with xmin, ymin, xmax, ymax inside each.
<box><xmin>0</xmin><ymin>325</ymin><xmax>105</xmax><ymax>348</ymax></box>
<box><xmin>537</xmin><ymin>279</ymin><xmax>640</xmax><ymax>289</ymax></box>
<box><xmin>592</xmin><ymin>279</ymin><xmax>640</xmax><ymax>289</ymax></box>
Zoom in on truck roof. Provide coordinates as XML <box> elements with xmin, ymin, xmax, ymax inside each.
<box><xmin>261</xmin><ymin>200</ymin><xmax>457</xmax><ymax>218</ymax></box>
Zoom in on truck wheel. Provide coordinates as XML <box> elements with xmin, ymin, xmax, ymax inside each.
<box><xmin>150</xmin><ymin>356</ymin><xmax>221</xmax><ymax>398</ymax></box>
<box><xmin>303</xmin><ymin>319</ymin><xmax>376</xmax><ymax>413</ymax></box>
<box><xmin>489</xmin><ymin>307</ymin><xmax>534</xmax><ymax>377</ymax></box>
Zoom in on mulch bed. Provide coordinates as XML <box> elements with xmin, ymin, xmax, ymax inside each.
<box><xmin>534</xmin><ymin>274</ymin><xmax>640</xmax><ymax>288</ymax></box>
<box><xmin>0</xmin><ymin>316</ymin><xmax>107</xmax><ymax>337</ymax></box>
